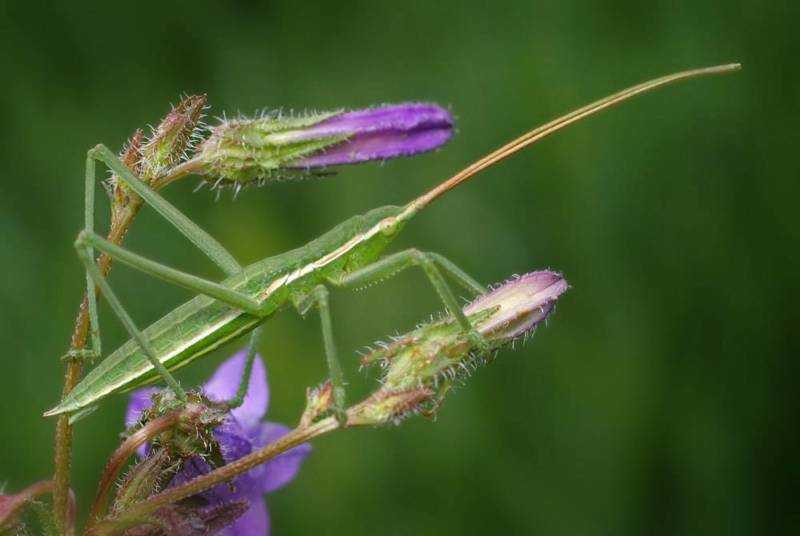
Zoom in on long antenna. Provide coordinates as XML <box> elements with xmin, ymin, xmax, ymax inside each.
<box><xmin>405</xmin><ymin>63</ymin><xmax>740</xmax><ymax>214</ymax></box>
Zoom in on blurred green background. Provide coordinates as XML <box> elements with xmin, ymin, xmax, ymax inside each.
<box><xmin>0</xmin><ymin>1</ymin><xmax>797</xmax><ymax>534</ymax></box>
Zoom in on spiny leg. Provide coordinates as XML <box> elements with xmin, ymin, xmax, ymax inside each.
<box><xmin>330</xmin><ymin>248</ymin><xmax>490</xmax><ymax>352</ymax></box>
<box><xmin>87</xmin><ymin>145</ymin><xmax>242</xmax><ymax>276</ymax></box>
<box><xmin>75</xmin><ymin>240</ymin><xmax>187</xmax><ymax>402</ymax></box>
<box><xmin>294</xmin><ymin>285</ymin><xmax>347</xmax><ymax>425</ymax></box>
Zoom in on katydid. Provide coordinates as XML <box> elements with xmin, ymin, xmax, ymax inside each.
<box><xmin>44</xmin><ymin>64</ymin><xmax>739</xmax><ymax>421</ymax></box>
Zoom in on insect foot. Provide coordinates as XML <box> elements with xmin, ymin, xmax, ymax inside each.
<box><xmin>353</xmin><ymin>270</ymin><xmax>568</xmax><ymax>424</ymax></box>
<box><xmin>467</xmin><ymin>329</ymin><xmax>492</xmax><ymax>356</ymax></box>
<box><xmin>197</xmin><ymin>103</ymin><xmax>453</xmax><ymax>189</ymax></box>
<box><xmin>60</xmin><ymin>348</ymin><xmax>99</xmax><ymax>363</ymax></box>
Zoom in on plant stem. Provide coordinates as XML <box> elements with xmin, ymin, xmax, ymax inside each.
<box><xmin>53</xmin><ymin>203</ymin><xmax>142</xmax><ymax>534</ymax></box>
<box><xmin>0</xmin><ymin>480</ymin><xmax>75</xmax><ymax>532</ymax></box>
<box><xmin>153</xmin><ymin>157</ymin><xmax>204</xmax><ymax>190</ymax></box>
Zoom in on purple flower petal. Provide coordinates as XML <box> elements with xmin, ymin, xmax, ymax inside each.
<box><xmin>296</xmin><ymin>128</ymin><xmax>453</xmax><ymax>167</ymax></box>
<box><xmin>289</xmin><ymin>103</ymin><xmax>453</xmax><ymax>139</ymax></box>
<box><xmin>124</xmin><ymin>348</ymin><xmax>309</xmax><ymax>533</ymax></box>
<box><xmin>125</xmin><ymin>387</ymin><xmax>159</xmax><ymax>428</ymax></box>
<box><xmin>464</xmin><ymin>271</ymin><xmax>568</xmax><ymax>339</ymax></box>
<box><xmin>171</xmin><ymin>420</ymin><xmax>309</xmax><ymax>505</ymax></box>
<box><xmin>252</xmin><ymin>422</ymin><xmax>312</xmax><ymax>494</ymax></box>
<box><xmin>292</xmin><ymin>103</ymin><xmax>454</xmax><ymax>167</ymax></box>
<box><xmin>173</xmin><ymin>419</ymin><xmax>267</xmax><ymax>503</ymax></box>
<box><xmin>125</xmin><ymin>387</ymin><xmax>159</xmax><ymax>458</ymax></box>
<box><xmin>218</xmin><ymin>498</ymin><xmax>269</xmax><ymax>536</ymax></box>
<box><xmin>173</xmin><ymin>456</ymin><xmax>261</xmax><ymax>505</ymax></box>
<box><xmin>215</xmin><ymin>418</ymin><xmax>255</xmax><ymax>462</ymax></box>
<box><xmin>204</xmin><ymin>351</ymin><xmax>269</xmax><ymax>429</ymax></box>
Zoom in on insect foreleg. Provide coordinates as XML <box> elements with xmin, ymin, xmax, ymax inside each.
<box><xmin>330</xmin><ymin>249</ymin><xmax>490</xmax><ymax>352</ymax></box>
<box><xmin>87</xmin><ymin>144</ymin><xmax>242</xmax><ymax>277</ymax></box>
<box><xmin>293</xmin><ymin>285</ymin><xmax>347</xmax><ymax>425</ymax></box>
<box><xmin>75</xmin><ymin>239</ymin><xmax>187</xmax><ymax>402</ymax></box>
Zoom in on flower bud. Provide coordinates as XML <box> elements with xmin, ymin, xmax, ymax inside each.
<box><xmin>348</xmin><ymin>388</ymin><xmax>435</xmax><ymax>426</ymax></box>
<box><xmin>465</xmin><ymin>270</ymin><xmax>568</xmax><ymax>340</ymax></box>
<box><xmin>360</xmin><ymin>271</ymin><xmax>568</xmax><ymax>417</ymax></box>
<box><xmin>140</xmin><ymin>94</ymin><xmax>207</xmax><ymax>179</ymax></box>
<box><xmin>299</xmin><ymin>381</ymin><xmax>334</xmax><ymax>428</ymax></box>
<box><xmin>198</xmin><ymin>103</ymin><xmax>453</xmax><ymax>188</ymax></box>
<box><xmin>111</xmin><ymin>449</ymin><xmax>177</xmax><ymax>515</ymax></box>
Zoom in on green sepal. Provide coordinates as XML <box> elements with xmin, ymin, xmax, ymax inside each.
<box><xmin>199</xmin><ymin>111</ymin><xmax>348</xmax><ymax>185</ymax></box>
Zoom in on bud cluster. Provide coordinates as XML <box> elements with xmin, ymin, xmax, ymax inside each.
<box><xmin>350</xmin><ymin>271</ymin><xmax>568</xmax><ymax>425</ymax></box>
<box><xmin>104</xmin><ymin>95</ymin><xmax>207</xmax><ymax>212</ymax></box>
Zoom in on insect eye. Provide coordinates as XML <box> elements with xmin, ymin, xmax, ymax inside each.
<box><xmin>379</xmin><ymin>217</ymin><xmax>399</xmax><ymax>237</ymax></box>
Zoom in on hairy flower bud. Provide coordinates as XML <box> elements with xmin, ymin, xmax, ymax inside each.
<box><xmin>140</xmin><ymin>94</ymin><xmax>207</xmax><ymax>179</ymax></box>
<box><xmin>299</xmin><ymin>381</ymin><xmax>334</xmax><ymax>428</ymax></box>
<box><xmin>357</xmin><ymin>271</ymin><xmax>568</xmax><ymax>422</ymax></box>
<box><xmin>348</xmin><ymin>388</ymin><xmax>435</xmax><ymax>426</ymax></box>
<box><xmin>464</xmin><ymin>270</ymin><xmax>567</xmax><ymax>340</ymax></box>
<box><xmin>111</xmin><ymin>450</ymin><xmax>178</xmax><ymax>516</ymax></box>
<box><xmin>198</xmin><ymin>103</ymin><xmax>453</xmax><ymax>188</ymax></box>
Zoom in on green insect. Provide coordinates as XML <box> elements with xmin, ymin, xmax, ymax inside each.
<box><xmin>44</xmin><ymin>64</ymin><xmax>739</xmax><ymax>422</ymax></box>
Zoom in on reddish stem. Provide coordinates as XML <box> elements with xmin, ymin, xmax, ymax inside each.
<box><xmin>85</xmin><ymin>407</ymin><xmax>199</xmax><ymax>529</ymax></box>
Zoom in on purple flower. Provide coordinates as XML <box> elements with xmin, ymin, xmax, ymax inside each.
<box><xmin>351</xmin><ymin>270</ymin><xmax>569</xmax><ymax>425</ymax></box>
<box><xmin>289</xmin><ymin>103</ymin><xmax>454</xmax><ymax>167</ymax></box>
<box><xmin>199</xmin><ymin>103</ymin><xmax>454</xmax><ymax>186</ymax></box>
<box><xmin>126</xmin><ymin>352</ymin><xmax>310</xmax><ymax>535</ymax></box>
